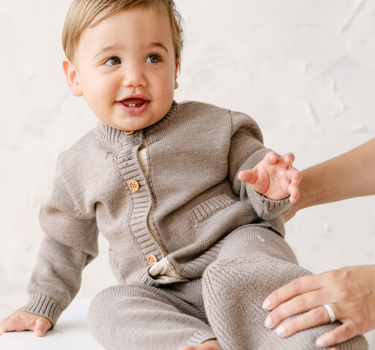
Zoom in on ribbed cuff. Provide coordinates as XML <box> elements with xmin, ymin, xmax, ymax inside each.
<box><xmin>250</xmin><ymin>187</ymin><xmax>292</xmax><ymax>220</ymax></box>
<box><xmin>186</xmin><ymin>329</ymin><xmax>217</xmax><ymax>345</ymax></box>
<box><xmin>18</xmin><ymin>294</ymin><xmax>63</xmax><ymax>328</ymax></box>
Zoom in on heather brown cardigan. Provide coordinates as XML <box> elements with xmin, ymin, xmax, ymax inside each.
<box><xmin>19</xmin><ymin>101</ymin><xmax>290</xmax><ymax>326</ymax></box>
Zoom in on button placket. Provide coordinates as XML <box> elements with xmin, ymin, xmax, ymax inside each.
<box><xmin>129</xmin><ymin>180</ymin><xmax>140</xmax><ymax>192</ymax></box>
<box><xmin>117</xmin><ymin>134</ymin><xmax>164</xmax><ymax>266</ymax></box>
<box><xmin>147</xmin><ymin>255</ymin><xmax>158</xmax><ymax>266</ymax></box>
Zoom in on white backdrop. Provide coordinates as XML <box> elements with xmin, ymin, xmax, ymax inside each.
<box><xmin>1</xmin><ymin>0</ymin><xmax>374</xmax><ymax>344</ymax></box>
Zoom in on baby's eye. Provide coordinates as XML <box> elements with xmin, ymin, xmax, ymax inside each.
<box><xmin>105</xmin><ymin>57</ymin><xmax>121</xmax><ymax>66</ymax></box>
<box><xmin>146</xmin><ymin>54</ymin><xmax>161</xmax><ymax>64</ymax></box>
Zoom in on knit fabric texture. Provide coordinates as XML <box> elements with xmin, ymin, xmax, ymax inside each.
<box><xmin>203</xmin><ymin>227</ymin><xmax>368</xmax><ymax>350</ymax></box>
<box><xmin>86</xmin><ymin>226</ymin><xmax>368</xmax><ymax>349</ymax></box>
<box><xmin>19</xmin><ymin>100</ymin><xmax>291</xmax><ymax>327</ymax></box>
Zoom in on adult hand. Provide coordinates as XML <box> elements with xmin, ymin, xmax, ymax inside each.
<box><xmin>262</xmin><ymin>265</ymin><xmax>375</xmax><ymax>348</ymax></box>
<box><xmin>0</xmin><ymin>311</ymin><xmax>52</xmax><ymax>337</ymax></box>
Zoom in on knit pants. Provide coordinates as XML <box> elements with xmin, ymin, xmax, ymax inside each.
<box><xmin>87</xmin><ymin>226</ymin><xmax>368</xmax><ymax>350</ymax></box>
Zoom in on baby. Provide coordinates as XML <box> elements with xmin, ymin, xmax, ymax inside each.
<box><xmin>0</xmin><ymin>1</ymin><xmax>368</xmax><ymax>349</ymax></box>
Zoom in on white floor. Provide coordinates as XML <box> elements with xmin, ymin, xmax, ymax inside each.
<box><xmin>0</xmin><ymin>298</ymin><xmax>105</xmax><ymax>350</ymax></box>
<box><xmin>0</xmin><ymin>298</ymin><xmax>373</xmax><ymax>349</ymax></box>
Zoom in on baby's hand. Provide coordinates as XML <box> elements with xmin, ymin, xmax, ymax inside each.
<box><xmin>238</xmin><ymin>152</ymin><xmax>301</xmax><ymax>203</ymax></box>
<box><xmin>0</xmin><ymin>311</ymin><xmax>51</xmax><ymax>337</ymax></box>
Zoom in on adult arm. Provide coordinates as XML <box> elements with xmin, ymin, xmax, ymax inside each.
<box><xmin>264</xmin><ymin>138</ymin><xmax>375</xmax><ymax>348</ymax></box>
<box><xmin>284</xmin><ymin>138</ymin><xmax>375</xmax><ymax>221</ymax></box>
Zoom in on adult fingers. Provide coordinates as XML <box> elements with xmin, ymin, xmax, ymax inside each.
<box><xmin>32</xmin><ymin>317</ymin><xmax>52</xmax><ymax>337</ymax></box>
<box><xmin>263</xmin><ymin>274</ymin><xmax>323</xmax><ymax>311</ymax></box>
<box><xmin>315</xmin><ymin>320</ymin><xmax>359</xmax><ymax>348</ymax></box>
<box><xmin>274</xmin><ymin>306</ymin><xmax>331</xmax><ymax>338</ymax></box>
<box><xmin>265</xmin><ymin>289</ymin><xmax>329</xmax><ymax>329</ymax></box>
<box><xmin>238</xmin><ymin>169</ymin><xmax>258</xmax><ymax>185</ymax></box>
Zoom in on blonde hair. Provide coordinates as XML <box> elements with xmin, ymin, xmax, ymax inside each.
<box><xmin>62</xmin><ymin>0</ymin><xmax>184</xmax><ymax>66</ymax></box>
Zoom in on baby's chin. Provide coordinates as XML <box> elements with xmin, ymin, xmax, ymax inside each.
<box><xmin>99</xmin><ymin>116</ymin><xmax>162</xmax><ymax>132</ymax></box>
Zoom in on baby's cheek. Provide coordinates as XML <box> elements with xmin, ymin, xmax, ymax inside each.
<box><xmin>90</xmin><ymin>81</ymin><xmax>114</xmax><ymax>107</ymax></box>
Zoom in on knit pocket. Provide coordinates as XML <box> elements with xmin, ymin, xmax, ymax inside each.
<box><xmin>189</xmin><ymin>194</ymin><xmax>235</xmax><ymax>227</ymax></box>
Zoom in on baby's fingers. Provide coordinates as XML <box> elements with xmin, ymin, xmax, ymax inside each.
<box><xmin>279</xmin><ymin>152</ymin><xmax>295</xmax><ymax>168</ymax></box>
<box><xmin>32</xmin><ymin>317</ymin><xmax>52</xmax><ymax>337</ymax></box>
<box><xmin>0</xmin><ymin>312</ymin><xmax>51</xmax><ymax>337</ymax></box>
<box><xmin>0</xmin><ymin>316</ymin><xmax>24</xmax><ymax>333</ymax></box>
<box><xmin>288</xmin><ymin>183</ymin><xmax>300</xmax><ymax>203</ymax></box>
<box><xmin>286</xmin><ymin>168</ymin><xmax>302</xmax><ymax>203</ymax></box>
<box><xmin>263</xmin><ymin>152</ymin><xmax>279</xmax><ymax>165</ymax></box>
<box><xmin>238</xmin><ymin>169</ymin><xmax>258</xmax><ymax>185</ymax></box>
<box><xmin>286</xmin><ymin>167</ymin><xmax>301</xmax><ymax>185</ymax></box>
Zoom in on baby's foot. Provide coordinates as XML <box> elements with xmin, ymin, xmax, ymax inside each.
<box><xmin>179</xmin><ymin>339</ymin><xmax>223</xmax><ymax>350</ymax></box>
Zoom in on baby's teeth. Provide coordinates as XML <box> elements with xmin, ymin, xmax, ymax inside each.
<box><xmin>129</xmin><ymin>104</ymin><xmax>136</xmax><ymax>107</ymax></box>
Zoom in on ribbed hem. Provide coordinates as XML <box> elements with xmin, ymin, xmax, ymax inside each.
<box><xmin>95</xmin><ymin>122</ymin><xmax>127</xmax><ymax>143</ymax></box>
<box><xmin>186</xmin><ymin>330</ymin><xmax>217</xmax><ymax>345</ymax></box>
<box><xmin>250</xmin><ymin>184</ymin><xmax>292</xmax><ymax>220</ymax></box>
<box><xmin>143</xmin><ymin>100</ymin><xmax>178</xmax><ymax>135</ymax></box>
<box><xmin>138</xmin><ymin>268</ymin><xmax>189</xmax><ymax>286</ymax></box>
<box><xmin>18</xmin><ymin>294</ymin><xmax>63</xmax><ymax>328</ymax></box>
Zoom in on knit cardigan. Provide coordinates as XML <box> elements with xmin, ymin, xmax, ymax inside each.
<box><xmin>19</xmin><ymin>100</ymin><xmax>291</xmax><ymax>326</ymax></box>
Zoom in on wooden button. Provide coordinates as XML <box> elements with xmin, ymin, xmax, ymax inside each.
<box><xmin>129</xmin><ymin>180</ymin><xmax>140</xmax><ymax>192</ymax></box>
<box><xmin>147</xmin><ymin>255</ymin><xmax>158</xmax><ymax>266</ymax></box>
<box><xmin>124</xmin><ymin>130</ymin><xmax>135</xmax><ymax>135</ymax></box>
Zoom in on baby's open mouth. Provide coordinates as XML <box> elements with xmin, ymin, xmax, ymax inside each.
<box><xmin>121</xmin><ymin>98</ymin><xmax>147</xmax><ymax>107</ymax></box>
<box><xmin>116</xmin><ymin>96</ymin><xmax>150</xmax><ymax>114</ymax></box>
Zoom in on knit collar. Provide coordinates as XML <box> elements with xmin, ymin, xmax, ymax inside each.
<box><xmin>95</xmin><ymin>100</ymin><xmax>178</xmax><ymax>143</ymax></box>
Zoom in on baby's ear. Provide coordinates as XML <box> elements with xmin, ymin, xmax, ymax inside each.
<box><xmin>62</xmin><ymin>58</ymin><xmax>83</xmax><ymax>97</ymax></box>
<box><xmin>174</xmin><ymin>59</ymin><xmax>180</xmax><ymax>90</ymax></box>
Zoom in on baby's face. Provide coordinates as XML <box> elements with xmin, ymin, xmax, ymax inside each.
<box><xmin>64</xmin><ymin>7</ymin><xmax>178</xmax><ymax>131</ymax></box>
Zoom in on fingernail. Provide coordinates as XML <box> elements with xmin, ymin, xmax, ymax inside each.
<box><xmin>265</xmin><ymin>317</ymin><xmax>273</xmax><ymax>328</ymax></box>
<box><xmin>262</xmin><ymin>299</ymin><xmax>271</xmax><ymax>309</ymax></box>
<box><xmin>315</xmin><ymin>339</ymin><xmax>325</xmax><ymax>347</ymax></box>
<box><xmin>276</xmin><ymin>325</ymin><xmax>285</xmax><ymax>336</ymax></box>
<box><xmin>36</xmin><ymin>330</ymin><xmax>43</xmax><ymax>336</ymax></box>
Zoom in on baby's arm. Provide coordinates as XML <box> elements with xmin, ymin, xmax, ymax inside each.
<box><xmin>238</xmin><ymin>152</ymin><xmax>301</xmax><ymax>204</ymax></box>
<box><xmin>228</xmin><ymin>110</ymin><xmax>300</xmax><ymax>220</ymax></box>
<box><xmin>0</xmin><ymin>158</ymin><xmax>99</xmax><ymax>336</ymax></box>
<box><xmin>0</xmin><ymin>311</ymin><xmax>51</xmax><ymax>337</ymax></box>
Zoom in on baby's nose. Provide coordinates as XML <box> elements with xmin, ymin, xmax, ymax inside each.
<box><xmin>122</xmin><ymin>66</ymin><xmax>147</xmax><ymax>88</ymax></box>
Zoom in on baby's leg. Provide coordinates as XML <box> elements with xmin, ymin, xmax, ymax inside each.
<box><xmin>202</xmin><ymin>226</ymin><xmax>368</xmax><ymax>350</ymax></box>
<box><xmin>87</xmin><ymin>279</ymin><xmax>215</xmax><ymax>350</ymax></box>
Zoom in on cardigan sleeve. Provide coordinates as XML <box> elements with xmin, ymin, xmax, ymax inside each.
<box><xmin>18</xmin><ymin>159</ymin><xmax>99</xmax><ymax>327</ymax></box>
<box><xmin>228</xmin><ymin>110</ymin><xmax>292</xmax><ymax>220</ymax></box>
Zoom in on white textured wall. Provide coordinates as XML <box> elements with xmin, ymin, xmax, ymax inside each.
<box><xmin>1</xmin><ymin>0</ymin><xmax>374</xmax><ymax>343</ymax></box>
